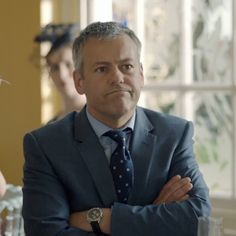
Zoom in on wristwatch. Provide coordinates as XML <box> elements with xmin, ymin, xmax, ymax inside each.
<box><xmin>87</xmin><ymin>207</ymin><xmax>103</xmax><ymax>235</ymax></box>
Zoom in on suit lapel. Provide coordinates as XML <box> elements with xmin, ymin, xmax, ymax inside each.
<box><xmin>72</xmin><ymin>107</ymin><xmax>158</xmax><ymax>206</ymax></box>
<box><xmin>128</xmin><ymin>107</ymin><xmax>157</xmax><ymax>204</ymax></box>
<box><xmin>73</xmin><ymin>109</ymin><xmax>117</xmax><ymax>207</ymax></box>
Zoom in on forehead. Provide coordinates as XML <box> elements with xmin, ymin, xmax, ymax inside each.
<box><xmin>81</xmin><ymin>35</ymin><xmax>139</xmax><ymax>63</ymax></box>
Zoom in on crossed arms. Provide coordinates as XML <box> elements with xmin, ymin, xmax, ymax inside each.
<box><xmin>70</xmin><ymin>175</ymin><xmax>193</xmax><ymax>234</ymax></box>
<box><xmin>23</xmin><ymin>120</ymin><xmax>211</xmax><ymax>236</ymax></box>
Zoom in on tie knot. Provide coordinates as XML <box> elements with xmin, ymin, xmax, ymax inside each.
<box><xmin>104</xmin><ymin>128</ymin><xmax>131</xmax><ymax>145</ymax></box>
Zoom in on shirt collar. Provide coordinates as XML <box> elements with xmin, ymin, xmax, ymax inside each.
<box><xmin>86</xmin><ymin>107</ymin><xmax>136</xmax><ymax>138</ymax></box>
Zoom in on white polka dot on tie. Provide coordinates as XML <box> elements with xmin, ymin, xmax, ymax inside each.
<box><xmin>120</xmin><ymin>160</ymin><xmax>124</xmax><ymax>163</ymax></box>
<box><xmin>123</xmin><ymin>146</ymin><xmax>125</xmax><ymax>149</ymax></box>
<box><xmin>113</xmin><ymin>166</ymin><xmax>116</xmax><ymax>170</ymax></box>
<box><xmin>119</xmin><ymin>175</ymin><xmax>122</xmax><ymax>178</ymax></box>
<box><xmin>125</xmin><ymin>183</ymin><xmax>129</xmax><ymax>187</ymax></box>
<box><xmin>124</xmin><ymin>198</ymin><xmax>127</xmax><ymax>201</ymax></box>
<box><xmin>126</xmin><ymin>168</ymin><xmax>130</xmax><ymax>172</ymax></box>
<box><xmin>118</xmin><ymin>189</ymin><xmax>121</xmax><ymax>193</ymax></box>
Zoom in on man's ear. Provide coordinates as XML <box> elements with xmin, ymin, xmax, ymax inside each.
<box><xmin>73</xmin><ymin>70</ymin><xmax>85</xmax><ymax>95</ymax></box>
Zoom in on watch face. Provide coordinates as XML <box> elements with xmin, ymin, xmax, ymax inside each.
<box><xmin>87</xmin><ymin>208</ymin><xmax>103</xmax><ymax>222</ymax></box>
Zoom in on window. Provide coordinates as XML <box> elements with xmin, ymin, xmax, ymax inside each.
<box><xmin>41</xmin><ymin>0</ymin><xmax>236</xmax><ymax>200</ymax></box>
<box><xmin>112</xmin><ymin>0</ymin><xmax>235</xmax><ymax>200</ymax></box>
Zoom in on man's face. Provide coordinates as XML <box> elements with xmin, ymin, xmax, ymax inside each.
<box><xmin>74</xmin><ymin>35</ymin><xmax>144</xmax><ymax>127</ymax></box>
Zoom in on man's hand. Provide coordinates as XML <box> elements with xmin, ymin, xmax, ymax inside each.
<box><xmin>153</xmin><ymin>175</ymin><xmax>193</xmax><ymax>204</ymax></box>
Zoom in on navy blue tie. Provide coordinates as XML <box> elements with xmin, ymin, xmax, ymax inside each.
<box><xmin>104</xmin><ymin>129</ymin><xmax>133</xmax><ymax>203</ymax></box>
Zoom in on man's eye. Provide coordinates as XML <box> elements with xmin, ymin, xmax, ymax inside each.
<box><xmin>95</xmin><ymin>66</ymin><xmax>106</xmax><ymax>73</ymax></box>
<box><xmin>122</xmin><ymin>64</ymin><xmax>134</xmax><ymax>71</ymax></box>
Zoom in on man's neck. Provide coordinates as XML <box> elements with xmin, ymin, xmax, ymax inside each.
<box><xmin>87</xmin><ymin>108</ymin><xmax>135</xmax><ymax>129</ymax></box>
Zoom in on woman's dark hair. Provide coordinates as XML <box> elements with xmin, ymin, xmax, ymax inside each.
<box><xmin>34</xmin><ymin>23</ymin><xmax>80</xmax><ymax>57</ymax></box>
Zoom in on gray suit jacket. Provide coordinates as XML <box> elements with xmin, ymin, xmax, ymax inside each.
<box><xmin>23</xmin><ymin>106</ymin><xmax>211</xmax><ymax>236</ymax></box>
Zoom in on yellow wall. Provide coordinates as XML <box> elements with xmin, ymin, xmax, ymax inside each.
<box><xmin>0</xmin><ymin>1</ymin><xmax>41</xmax><ymax>185</ymax></box>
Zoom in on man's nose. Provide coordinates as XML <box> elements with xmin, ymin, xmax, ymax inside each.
<box><xmin>110</xmin><ymin>67</ymin><xmax>124</xmax><ymax>84</ymax></box>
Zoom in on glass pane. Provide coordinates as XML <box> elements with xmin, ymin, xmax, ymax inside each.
<box><xmin>139</xmin><ymin>90</ymin><xmax>179</xmax><ymax>115</ymax></box>
<box><xmin>144</xmin><ymin>0</ymin><xmax>181</xmax><ymax>83</ymax></box>
<box><xmin>141</xmin><ymin>90</ymin><xmax>234</xmax><ymax>197</ymax></box>
<box><xmin>192</xmin><ymin>0</ymin><xmax>232</xmax><ymax>83</ymax></box>
<box><xmin>112</xmin><ymin>0</ymin><xmax>136</xmax><ymax>28</ymax></box>
<box><xmin>192</xmin><ymin>92</ymin><xmax>233</xmax><ymax>197</ymax></box>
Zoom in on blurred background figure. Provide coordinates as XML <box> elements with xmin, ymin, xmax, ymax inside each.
<box><xmin>0</xmin><ymin>77</ymin><xmax>7</xmax><ymax>198</ymax></box>
<box><xmin>0</xmin><ymin>171</ymin><xmax>6</xmax><ymax>197</ymax></box>
<box><xmin>34</xmin><ymin>23</ymin><xmax>86</xmax><ymax>122</ymax></box>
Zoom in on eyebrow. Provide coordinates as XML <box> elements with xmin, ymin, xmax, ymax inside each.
<box><xmin>92</xmin><ymin>58</ymin><xmax>134</xmax><ymax>67</ymax></box>
<box><xmin>119</xmin><ymin>58</ymin><xmax>134</xmax><ymax>63</ymax></box>
<box><xmin>93</xmin><ymin>61</ymin><xmax>109</xmax><ymax>66</ymax></box>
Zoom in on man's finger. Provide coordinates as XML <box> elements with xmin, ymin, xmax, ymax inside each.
<box><xmin>159</xmin><ymin>177</ymin><xmax>191</xmax><ymax>201</ymax></box>
<box><xmin>153</xmin><ymin>176</ymin><xmax>192</xmax><ymax>204</ymax></box>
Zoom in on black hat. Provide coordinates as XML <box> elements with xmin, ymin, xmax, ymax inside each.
<box><xmin>34</xmin><ymin>23</ymin><xmax>80</xmax><ymax>56</ymax></box>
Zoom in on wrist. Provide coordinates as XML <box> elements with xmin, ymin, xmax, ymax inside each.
<box><xmin>100</xmin><ymin>208</ymin><xmax>111</xmax><ymax>235</ymax></box>
<box><xmin>86</xmin><ymin>208</ymin><xmax>111</xmax><ymax>235</ymax></box>
<box><xmin>87</xmin><ymin>208</ymin><xmax>103</xmax><ymax>235</ymax></box>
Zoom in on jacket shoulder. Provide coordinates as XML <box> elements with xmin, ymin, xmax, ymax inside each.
<box><xmin>137</xmin><ymin>107</ymin><xmax>193</xmax><ymax>136</ymax></box>
<box><xmin>139</xmin><ymin>107</ymin><xmax>190</xmax><ymax>125</ymax></box>
<box><xmin>26</xmin><ymin>112</ymin><xmax>76</xmax><ymax>140</ymax></box>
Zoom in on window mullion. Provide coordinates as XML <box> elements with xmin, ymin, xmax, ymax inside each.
<box><xmin>179</xmin><ymin>0</ymin><xmax>193</xmax><ymax>120</ymax></box>
<box><xmin>232</xmin><ymin>0</ymin><xmax>236</xmax><ymax>198</ymax></box>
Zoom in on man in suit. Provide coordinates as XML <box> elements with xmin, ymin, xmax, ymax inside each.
<box><xmin>23</xmin><ymin>21</ymin><xmax>211</xmax><ymax>236</ymax></box>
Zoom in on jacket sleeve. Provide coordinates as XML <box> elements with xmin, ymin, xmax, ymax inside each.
<box><xmin>110</xmin><ymin>121</ymin><xmax>211</xmax><ymax>236</ymax></box>
<box><xmin>22</xmin><ymin>132</ymin><xmax>96</xmax><ymax>236</ymax></box>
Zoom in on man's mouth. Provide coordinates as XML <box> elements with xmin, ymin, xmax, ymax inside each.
<box><xmin>106</xmin><ymin>88</ymin><xmax>132</xmax><ymax>96</ymax></box>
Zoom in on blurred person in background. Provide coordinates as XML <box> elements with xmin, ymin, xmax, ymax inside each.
<box><xmin>0</xmin><ymin>78</ymin><xmax>7</xmax><ymax>197</ymax></box>
<box><xmin>34</xmin><ymin>23</ymin><xmax>86</xmax><ymax>122</ymax></box>
<box><xmin>0</xmin><ymin>171</ymin><xmax>6</xmax><ymax>197</ymax></box>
